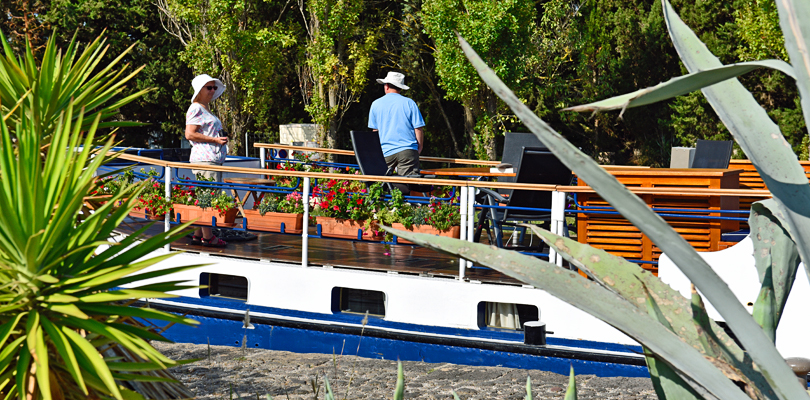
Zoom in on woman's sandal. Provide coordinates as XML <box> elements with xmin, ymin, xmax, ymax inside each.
<box><xmin>202</xmin><ymin>235</ymin><xmax>227</xmax><ymax>248</ymax></box>
<box><xmin>190</xmin><ymin>234</ymin><xmax>203</xmax><ymax>245</ymax></box>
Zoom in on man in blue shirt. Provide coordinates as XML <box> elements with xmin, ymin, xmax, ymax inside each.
<box><xmin>368</xmin><ymin>72</ymin><xmax>425</xmax><ymax>176</ymax></box>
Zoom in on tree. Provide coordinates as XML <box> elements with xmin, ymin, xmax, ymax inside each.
<box><xmin>422</xmin><ymin>0</ymin><xmax>535</xmax><ymax>160</ymax></box>
<box><xmin>297</xmin><ymin>0</ymin><xmax>382</xmax><ymax>151</ymax></box>
<box><xmin>378</xmin><ymin>0</ymin><xmax>468</xmax><ymax>158</ymax></box>
<box><xmin>156</xmin><ymin>0</ymin><xmax>298</xmax><ymax>154</ymax></box>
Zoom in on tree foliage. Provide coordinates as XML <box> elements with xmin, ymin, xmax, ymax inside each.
<box><xmin>422</xmin><ymin>0</ymin><xmax>534</xmax><ymax>160</ymax></box>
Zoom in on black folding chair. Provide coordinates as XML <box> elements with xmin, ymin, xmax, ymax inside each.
<box><xmin>477</xmin><ymin>147</ymin><xmax>572</xmax><ymax>249</ymax></box>
<box><xmin>497</xmin><ymin>133</ymin><xmax>548</xmax><ymax>197</ymax></box>
<box><xmin>350</xmin><ymin>131</ymin><xmax>432</xmax><ymax>194</ymax></box>
<box><xmin>691</xmin><ymin>140</ymin><xmax>733</xmax><ymax>169</ymax></box>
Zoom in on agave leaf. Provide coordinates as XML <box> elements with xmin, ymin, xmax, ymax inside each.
<box><xmin>564</xmin><ymin>60</ymin><xmax>794</xmax><ymax>114</ymax></box>
<box><xmin>458</xmin><ymin>18</ymin><xmax>805</xmax><ymax>399</ymax></box>
<box><xmin>661</xmin><ymin>3</ymin><xmax>810</xmax><ymax>395</ymax></box>
<box><xmin>564</xmin><ymin>366</ymin><xmax>576</xmax><ymax>400</ymax></box>
<box><xmin>383</xmin><ymin>226</ymin><xmax>749</xmax><ymax>400</ymax></box>
<box><xmin>773</xmin><ymin>0</ymin><xmax>810</xmax><ymax>133</ymax></box>
<box><xmin>526</xmin><ymin>375</ymin><xmax>533</xmax><ymax>400</ymax></box>
<box><xmin>748</xmin><ymin>199</ymin><xmax>800</xmax><ymax>342</ymax></box>
<box><xmin>393</xmin><ymin>361</ymin><xmax>405</xmax><ymax>400</ymax></box>
<box><xmin>524</xmin><ymin>223</ymin><xmax>774</xmax><ymax>398</ymax></box>
<box><xmin>78</xmin><ymin>304</ymin><xmax>199</xmax><ymax>326</ymax></box>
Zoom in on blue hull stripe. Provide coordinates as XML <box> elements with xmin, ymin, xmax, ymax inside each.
<box><xmin>163</xmin><ymin>296</ymin><xmax>643</xmax><ymax>355</ymax></box>
<box><xmin>159</xmin><ymin>314</ymin><xmax>649</xmax><ymax>378</ymax></box>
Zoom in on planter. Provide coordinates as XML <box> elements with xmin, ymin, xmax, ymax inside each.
<box><xmin>173</xmin><ymin>204</ymin><xmax>237</xmax><ymax>227</ymax></box>
<box><xmin>242</xmin><ymin>209</ymin><xmax>303</xmax><ymax>234</ymax></box>
<box><xmin>128</xmin><ymin>208</ymin><xmax>166</xmax><ymax>221</ymax></box>
<box><xmin>390</xmin><ymin>223</ymin><xmax>461</xmax><ymax>245</ymax></box>
<box><xmin>315</xmin><ymin>216</ymin><xmax>383</xmax><ymax>241</ymax></box>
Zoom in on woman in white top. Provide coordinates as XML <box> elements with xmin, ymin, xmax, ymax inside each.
<box><xmin>186</xmin><ymin>74</ymin><xmax>229</xmax><ymax>247</ymax></box>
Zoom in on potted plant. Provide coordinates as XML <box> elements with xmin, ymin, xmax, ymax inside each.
<box><xmin>310</xmin><ymin>180</ymin><xmax>386</xmax><ymax>240</ymax></box>
<box><xmin>243</xmin><ymin>191</ymin><xmax>305</xmax><ymax>233</ymax></box>
<box><xmin>130</xmin><ymin>169</ymin><xmax>171</xmax><ymax>220</ymax></box>
<box><xmin>173</xmin><ymin>175</ymin><xmax>238</xmax><ymax>227</ymax></box>
<box><xmin>378</xmin><ymin>189</ymin><xmax>461</xmax><ymax>244</ymax></box>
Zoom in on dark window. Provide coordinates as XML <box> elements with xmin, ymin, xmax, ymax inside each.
<box><xmin>201</xmin><ymin>273</ymin><xmax>248</xmax><ymax>301</ymax></box>
<box><xmin>477</xmin><ymin>302</ymin><xmax>539</xmax><ymax>330</ymax></box>
<box><xmin>332</xmin><ymin>287</ymin><xmax>385</xmax><ymax>317</ymax></box>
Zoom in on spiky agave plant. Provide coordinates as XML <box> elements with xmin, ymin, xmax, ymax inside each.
<box><xmin>386</xmin><ymin>0</ymin><xmax>810</xmax><ymax>399</ymax></box>
<box><xmin>0</xmin><ymin>34</ymin><xmax>201</xmax><ymax>399</ymax></box>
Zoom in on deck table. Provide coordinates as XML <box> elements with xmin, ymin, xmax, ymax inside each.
<box><xmin>223</xmin><ymin>177</ymin><xmax>276</xmax><ymax>216</ymax></box>
<box><xmin>418</xmin><ymin>166</ymin><xmax>515</xmax><ymax>178</ymax></box>
<box><xmin>576</xmin><ymin>167</ymin><xmax>741</xmax><ymax>271</ymax></box>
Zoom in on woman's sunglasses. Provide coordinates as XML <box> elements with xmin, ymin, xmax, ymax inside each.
<box><xmin>205</xmin><ymin>85</ymin><xmax>218</xmax><ymax>91</ymax></box>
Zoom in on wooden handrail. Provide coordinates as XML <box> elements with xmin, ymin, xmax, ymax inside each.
<box><xmin>110</xmin><ymin>152</ymin><xmax>774</xmax><ymax>197</ymax></box>
<box><xmin>253</xmin><ymin>143</ymin><xmax>501</xmax><ymax>166</ymax></box>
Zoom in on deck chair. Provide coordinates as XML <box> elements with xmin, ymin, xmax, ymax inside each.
<box><xmin>477</xmin><ymin>147</ymin><xmax>572</xmax><ymax>249</ymax></box>
<box><xmin>350</xmin><ymin>131</ymin><xmax>432</xmax><ymax>194</ymax></box>
<box><xmin>497</xmin><ymin>133</ymin><xmax>548</xmax><ymax>197</ymax></box>
<box><xmin>691</xmin><ymin>140</ymin><xmax>733</xmax><ymax>169</ymax></box>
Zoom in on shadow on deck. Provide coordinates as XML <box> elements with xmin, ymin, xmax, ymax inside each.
<box><xmin>117</xmin><ymin>219</ymin><xmax>526</xmax><ymax>286</ymax></box>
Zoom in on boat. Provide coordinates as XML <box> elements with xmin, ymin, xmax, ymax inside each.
<box><xmin>102</xmin><ymin>145</ymin><xmax>799</xmax><ymax>378</ymax></box>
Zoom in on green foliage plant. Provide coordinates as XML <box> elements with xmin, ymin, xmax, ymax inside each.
<box><xmin>299</xmin><ymin>0</ymin><xmax>381</xmax><ymax>150</ymax></box>
<box><xmin>256</xmin><ymin>191</ymin><xmax>305</xmax><ymax>215</ymax></box>
<box><xmin>0</xmin><ymin>37</ymin><xmax>202</xmax><ymax>399</ymax></box>
<box><xmin>421</xmin><ymin>0</ymin><xmax>535</xmax><ymax>160</ymax></box>
<box><xmin>133</xmin><ymin>169</ymin><xmax>173</xmax><ymax>217</ymax></box>
<box><xmin>386</xmin><ymin>0</ymin><xmax>810</xmax><ymax>398</ymax></box>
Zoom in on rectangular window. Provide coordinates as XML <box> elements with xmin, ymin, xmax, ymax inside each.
<box><xmin>332</xmin><ymin>287</ymin><xmax>385</xmax><ymax>317</ymax></box>
<box><xmin>478</xmin><ymin>302</ymin><xmax>539</xmax><ymax>330</ymax></box>
<box><xmin>200</xmin><ymin>273</ymin><xmax>248</xmax><ymax>301</ymax></box>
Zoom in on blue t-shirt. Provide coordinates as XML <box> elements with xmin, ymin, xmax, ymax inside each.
<box><xmin>368</xmin><ymin>93</ymin><xmax>425</xmax><ymax>157</ymax></box>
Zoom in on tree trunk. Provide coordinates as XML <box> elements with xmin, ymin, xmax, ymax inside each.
<box><xmin>464</xmin><ymin>105</ymin><xmax>476</xmax><ymax>159</ymax></box>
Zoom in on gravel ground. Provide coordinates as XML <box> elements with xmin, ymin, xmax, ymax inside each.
<box><xmin>153</xmin><ymin>342</ymin><xmax>656</xmax><ymax>399</ymax></box>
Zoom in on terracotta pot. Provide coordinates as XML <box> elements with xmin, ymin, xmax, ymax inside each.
<box><xmin>173</xmin><ymin>204</ymin><xmax>237</xmax><ymax>227</ymax></box>
<box><xmin>315</xmin><ymin>216</ymin><xmax>383</xmax><ymax>241</ymax></box>
<box><xmin>242</xmin><ymin>209</ymin><xmax>303</xmax><ymax>234</ymax></box>
<box><xmin>390</xmin><ymin>223</ymin><xmax>461</xmax><ymax>245</ymax></box>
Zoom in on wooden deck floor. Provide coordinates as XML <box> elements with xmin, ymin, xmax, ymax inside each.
<box><xmin>119</xmin><ymin>220</ymin><xmax>525</xmax><ymax>286</ymax></box>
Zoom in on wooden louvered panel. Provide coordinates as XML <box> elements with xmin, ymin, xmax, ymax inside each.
<box><xmin>576</xmin><ymin>167</ymin><xmax>741</xmax><ymax>272</ymax></box>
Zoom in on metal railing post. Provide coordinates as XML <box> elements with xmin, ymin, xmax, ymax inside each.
<box><xmin>551</xmin><ymin>190</ymin><xmax>566</xmax><ymax>267</ymax></box>
<box><xmin>459</xmin><ymin>185</ymin><xmax>467</xmax><ymax>279</ymax></box>
<box><xmin>467</xmin><ymin>186</ymin><xmax>475</xmax><ymax>268</ymax></box>
<box><xmin>302</xmin><ymin>177</ymin><xmax>310</xmax><ymax>267</ymax></box>
<box><xmin>164</xmin><ymin>165</ymin><xmax>172</xmax><ymax>252</ymax></box>
<box><xmin>259</xmin><ymin>147</ymin><xmax>266</xmax><ymax>173</ymax></box>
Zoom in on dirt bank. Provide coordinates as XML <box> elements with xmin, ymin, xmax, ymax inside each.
<box><xmin>153</xmin><ymin>342</ymin><xmax>655</xmax><ymax>399</ymax></box>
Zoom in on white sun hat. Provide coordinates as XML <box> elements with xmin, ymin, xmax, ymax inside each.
<box><xmin>191</xmin><ymin>74</ymin><xmax>226</xmax><ymax>103</ymax></box>
<box><xmin>376</xmin><ymin>71</ymin><xmax>409</xmax><ymax>90</ymax></box>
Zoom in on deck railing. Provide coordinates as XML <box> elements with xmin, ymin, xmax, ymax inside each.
<box><xmin>105</xmin><ymin>152</ymin><xmax>773</xmax><ymax>276</ymax></box>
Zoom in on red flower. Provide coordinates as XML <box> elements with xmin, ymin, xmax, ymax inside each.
<box><xmin>357</xmin><ymin>199</ymin><xmax>363</xmax><ymax>205</ymax></box>
<box><xmin>333</xmin><ymin>205</ymin><xmax>339</xmax><ymax>211</ymax></box>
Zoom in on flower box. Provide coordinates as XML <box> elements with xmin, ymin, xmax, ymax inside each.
<box><xmin>390</xmin><ymin>223</ymin><xmax>461</xmax><ymax>245</ymax></box>
<box><xmin>315</xmin><ymin>216</ymin><xmax>383</xmax><ymax>241</ymax></box>
<box><xmin>242</xmin><ymin>209</ymin><xmax>304</xmax><ymax>234</ymax></box>
<box><xmin>128</xmin><ymin>208</ymin><xmax>166</xmax><ymax>221</ymax></box>
<box><xmin>173</xmin><ymin>204</ymin><xmax>237</xmax><ymax>227</ymax></box>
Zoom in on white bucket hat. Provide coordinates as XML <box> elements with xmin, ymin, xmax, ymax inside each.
<box><xmin>376</xmin><ymin>71</ymin><xmax>409</xmax><ymax>90</ymax></box>
<box><xmin>191</xmin><ymin>74</ymin><xmax>226</xmax><ymax>103</ymax></box>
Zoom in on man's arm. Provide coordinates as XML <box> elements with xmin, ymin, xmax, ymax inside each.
<box><xmin>185</xmin><ymin>124</ymin><xmax>228</xmax><ymax>145</ymax></box>
<box><xmin>415</xmin><ymin>127</ymin><xmax>424</xmax><ymax>154</ymax></box>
